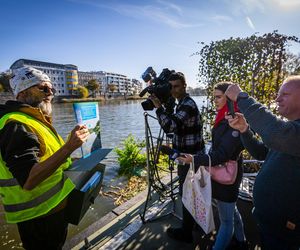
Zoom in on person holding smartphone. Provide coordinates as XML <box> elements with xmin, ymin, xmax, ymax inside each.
<box><xmin>225</xmin><ymin>77</ymin><xmax>300</xmax><ymax>250</ymax></box>
<box><xmin>178</xmin><ymin>82</ymin><xmax>248</xmax><ymax>249</ymax></box>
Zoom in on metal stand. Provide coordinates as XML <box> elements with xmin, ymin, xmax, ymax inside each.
<box><xmin>140</xmin><ymin>112</ymin><xmax>181</xmax><ymax>223</ymax></box>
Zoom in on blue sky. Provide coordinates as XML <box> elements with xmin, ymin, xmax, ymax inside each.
<box><xmin>1</xmin><ymin>0</ymin><xmax>300</xmax><ymax>87</ymax></box>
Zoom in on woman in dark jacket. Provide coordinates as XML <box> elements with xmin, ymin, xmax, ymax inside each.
<box><xmin>178</xmin><ymin>82</ymin><xmax>247</xmax><ymax>249</ymax></box>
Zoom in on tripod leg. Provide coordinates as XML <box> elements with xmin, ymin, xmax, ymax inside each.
<box><xmin>140</xmin><ymin>183</ymin><xmax>152</xmax><ymax>224</ymax></box>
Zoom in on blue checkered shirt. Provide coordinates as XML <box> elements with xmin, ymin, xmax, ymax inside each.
<box><xmin>156</xmin><ymin>94</ymin><xmax>204</xmax><ymax>154</ymax></box>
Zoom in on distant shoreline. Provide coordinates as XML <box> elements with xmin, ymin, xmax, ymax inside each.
<box><xmin>0</xmin><ymin>92</ymin><xmax>206</xmax><ymax>105</ymax></box>
<box><xmin>0</xmin><ymin>92</ymin><xmax>146</xmax><ymax>104</ymax></box>
<box><xmin>58</xmin><ymin>95</ymin><xmax>146</xmax><ymax>103</ymax></box>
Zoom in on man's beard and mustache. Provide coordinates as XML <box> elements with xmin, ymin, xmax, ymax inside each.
<box><xmin>37</xmin><ymin>101</ymin><xmax>52</xmax><ymax>116</ymax></box>
<box><xmin>25</xmin><ymin>96</ymin><xmax>52</xmax><ymax>116</ymax></box>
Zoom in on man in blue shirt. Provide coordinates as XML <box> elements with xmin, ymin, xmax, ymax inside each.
<box><xmin>226</xmin><ymin>76</ymin><xmax>300</xmax><ymax>250</ymax></box>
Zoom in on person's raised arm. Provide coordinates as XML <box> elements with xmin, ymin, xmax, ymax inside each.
<box><xmin>23</xmin><ymin>125</ymin><xmax>89</xmax><ymax>190</ymax></box>
<box><xmin>226</xmin><ymin>113</ymin><xmax>268</xmax><ymax>160</ymax></box>
<box><xmin>225</xmin><ymin>84</ymin><xmax>300</xmax><ymax>157</ymax></box>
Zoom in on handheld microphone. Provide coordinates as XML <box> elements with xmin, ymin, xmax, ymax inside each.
<box><xmin>160</xmin><ymin>145</ymin><xmax>180</xmax><ymax>161</ymax></box>
<box><xmin>160</xmin><ymin>145</ymin><xmax>187</xmax><ymax>165</ymax></box>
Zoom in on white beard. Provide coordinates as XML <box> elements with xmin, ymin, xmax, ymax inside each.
<box><xmin>37</xmin><ymin>101</ymin><xmax>52</xmax><ymax>116</ymax></box>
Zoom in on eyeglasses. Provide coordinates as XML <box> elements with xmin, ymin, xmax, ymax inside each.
<box><xmin>36</xmin><ymin>85</ymin><xmax>56</xmax><ymax>95</ymax></box>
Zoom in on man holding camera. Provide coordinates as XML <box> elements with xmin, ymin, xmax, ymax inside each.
<box><xmin>150</xmin><ymin>72</ymin><xmax>205</xmax><ymax>243</ymax></box>
<box><xmin>225</xmin><ymin>76</ymin><xmax>300</xmax><ymax>249</ymax></box>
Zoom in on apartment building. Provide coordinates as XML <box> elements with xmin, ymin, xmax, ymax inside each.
<box><xmin>10</xmin><ymin>59</ymin><xmax>78</xmax><ymax>96</ymax></box>
<box><xmin>78</xmin><ymin>71</ymin><xmax>105</xmax><ymax>94</ymax></box>
<box><xmin>10</xmin><ymin>59</ymin><xmax>143</xmax><ymax>97</ymax></box>
<box><xmin>78</xmin><ymin>71</ymin><xmax>143</xmax><ymax>96</ymax></box>
<box><xmin>131</xmin><ymin>78</ymin><xmax>144</xmax><ymax>95</ymax></box>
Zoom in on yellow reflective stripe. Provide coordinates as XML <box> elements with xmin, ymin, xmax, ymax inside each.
<box><xmin>0</xmin><ymin>178</ymin><xmax>19</xmax><ymax>187</ymax></box>
<box><xmin>3</xmin><ymin>175</ymin><xmax>67</xmax><ymax>213</ymax></box>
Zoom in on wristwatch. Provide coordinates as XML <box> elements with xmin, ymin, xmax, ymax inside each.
<box><xmin>237</xmin><ymin>92</ymin><xmax>249</xmax><ymax>102</ymax></box>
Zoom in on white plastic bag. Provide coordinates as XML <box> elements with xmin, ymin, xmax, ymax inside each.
<box><xmin>182</xmin><ymin>155</ymin><xmax>215</xmax><ymax>234</ymax></box>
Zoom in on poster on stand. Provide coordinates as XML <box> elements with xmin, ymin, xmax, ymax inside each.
<box><xmin>73</xmin><ymin>102</ymin><xmax>102</xmax><ymax>158</ymax></box>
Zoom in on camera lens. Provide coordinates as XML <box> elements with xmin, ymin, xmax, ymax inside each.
<box><xmin>141</xmin><ymin>99</ymin><xmax>155</xmax><ymax>110</ymax></box>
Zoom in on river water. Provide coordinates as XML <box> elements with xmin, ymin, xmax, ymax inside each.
<box><xmin>0</xmin><ymin>96</ymin><xmax>207</xmax><ymax>249</ymax></box>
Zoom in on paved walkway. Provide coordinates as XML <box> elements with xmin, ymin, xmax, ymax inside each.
<box><xmin>66</xmin><ymin>187</ymin><xmax>261</xmax><ymax>250</ymax></box>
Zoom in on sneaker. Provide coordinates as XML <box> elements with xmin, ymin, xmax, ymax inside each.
<box><xmin>166</xmin><ymin>227</ymin><xmax>193</xmax><ymax>243</ymax></box>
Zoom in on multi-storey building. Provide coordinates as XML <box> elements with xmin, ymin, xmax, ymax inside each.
<box><xmin>78</xmin><ymin>71</ymin><xmax>143</xmax><ymax>96</ymax></box>
<box><xmin>10</xmin><ymin>59</ymin><xmax>78</xmax><ymax>96</ymax></box>
<box><xmin>78</xmin><ymin>71</ymin><xmax>105</xmax><ymax>94</ymax></box>
<box><xmin>78</xmin><ymin>71</ymin><xmax>97</xmax><ymax>86</ymax></box>
<box><xmin>10</xmin><ymin>59</ymin><xmax>143</xmax><ymax>97</ymax></box>
<box><xmin>99</xmin><ymin>71</ymin><xmax>131</xmax><ymax>95</ymax></box>
<box><xmin>131</xmin><ymin>79</ymin><xmax>144</xmax><ymax>95</ymax></box>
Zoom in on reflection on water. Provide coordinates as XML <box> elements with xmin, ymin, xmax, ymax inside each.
<box><xmin>0</xmin><ymin>96</ymin><xmax>206</xmax><ymax>249</ymax></box>
<box><xmin>52</xmin><ymin>100</ymin><xmax>162</xmax><ymax>148</ymax></box>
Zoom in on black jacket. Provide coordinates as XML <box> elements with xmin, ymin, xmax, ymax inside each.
<box><xmin>0</xmin><ymin>101</ymin><xmax>42</xmax><ymax>187</ymax></box>
<box><xmin>194</xmin><ymin>119</ymin><xmax>244</xmax><ymax>202</ymax></box>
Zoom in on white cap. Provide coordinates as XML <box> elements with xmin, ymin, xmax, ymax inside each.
<box><xmin>10</xmin><ymin>66</ymin><xmax>51</xmax><ymax>96</ymax></box>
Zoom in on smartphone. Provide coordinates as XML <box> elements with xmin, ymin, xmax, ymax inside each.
<box><xmin>227</xmin><ymin>98</ymin><xmax>235</xmax><ymax>117</ymax></box>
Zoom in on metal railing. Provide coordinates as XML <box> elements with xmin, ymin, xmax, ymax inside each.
<box><xmin>238</xmin><ymin>160</ymin><xmax>263</xmax><ymax>202</ymax></box>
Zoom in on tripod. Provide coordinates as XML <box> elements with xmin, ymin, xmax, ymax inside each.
<box><xmin>140</xmin><ymin>112</ymin><xmax>181</xmax><ymax>223</ymax></box>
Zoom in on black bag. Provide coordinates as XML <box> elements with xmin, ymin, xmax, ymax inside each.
<box><xmin>65</xmin><ymin>148</ymin><xmax>111</xmax><ymax>225</ymax></box>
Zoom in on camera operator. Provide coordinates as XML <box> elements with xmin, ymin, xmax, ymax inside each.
<box><xmin>149</xmin><ymin>72</ymin><xmax>205</xmax><ymax>243</ymax></box>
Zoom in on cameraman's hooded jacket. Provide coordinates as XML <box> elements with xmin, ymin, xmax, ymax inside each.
<box><xmin>156</xmin><ymin>94</ymin><xmax>204</xmax><ymax>154</ymax></box>
<box><xmin>0</xmin><ymin>100</ymin><xmax>75</xmax><ymax>223</ymax></box>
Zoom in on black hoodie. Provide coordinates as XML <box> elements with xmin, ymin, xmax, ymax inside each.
<box><xmin>0</xmin><ymin>101</ymin><xmax>41</xmax><ymax>187</ymax></box>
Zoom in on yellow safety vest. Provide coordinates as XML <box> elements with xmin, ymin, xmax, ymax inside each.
<box><xmin>0</xmin><ymin>112</ymin><xmax>75</xmax><ymax>223</ymax></box>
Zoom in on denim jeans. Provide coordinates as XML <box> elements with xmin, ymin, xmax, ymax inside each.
<box><xmin>213</xmin><ymin>200</ymin><xmax>246</xmax><ymax>250</ymax></box>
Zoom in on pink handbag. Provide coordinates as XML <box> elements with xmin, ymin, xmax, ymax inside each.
<box><xmin>206</xmin><ymin>154</ymin><xmax>238</xmax><ymax>185</ymax></box>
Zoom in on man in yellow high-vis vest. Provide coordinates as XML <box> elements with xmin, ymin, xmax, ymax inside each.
<box><xmin>0</xmin><ymin>66</ymin><xmax>89</xmax><ymax>250</ymax></box>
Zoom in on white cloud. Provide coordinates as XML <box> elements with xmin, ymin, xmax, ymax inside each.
<box><xmin>211</xmin><ymin>15</ymin><xmax>233</xmax><ymax>22</ymax></box>
<box><xmin>271</xmin><ymin>0</ymin><xmax>300</xmax><ymax>10</ymax></box>
<box><xmin>148</xmin><ymin>10</ymin><xmax>203</xmax><ymax>28</ymax></box>
<box><xmin>246</xmin><ymin>16</ymin><xmax>256</xmax><ymax>30</ymax></box>
<box><xmin>69</xmin><ymin>0</ymin><xmax>203</xmax><ymax>29</ymax></box>
<box><xmin>223</xmin><ymin>0</ymin><xmax>300</xmax><ymax>15</ymax></box>
<box><xmin>223</xmin><ymin>0</ymin><xmax>265</xmax><ymax>15</ymax></box>
<box><xmin>156</xmin><ymin>0</ymin><xmax>183</xmax><ymax>16</ymax></box>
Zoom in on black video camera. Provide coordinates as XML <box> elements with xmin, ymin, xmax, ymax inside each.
<box><xmin>139</xmin><ymin>67</ymin><xmax>176</xmax><ymax>113</ymax></box>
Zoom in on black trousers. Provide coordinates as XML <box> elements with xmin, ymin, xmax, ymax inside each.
<box><xmin>17</xmin><ymin>208</ymin><xmax>68</xmax><ymax>250</ymax></box>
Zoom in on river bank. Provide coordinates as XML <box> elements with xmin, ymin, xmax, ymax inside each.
<box><xmin>59</xmin><ymin>94</ymin><xmax>146</xmax><ymax>103</ymax></box>
<box><xmin>0</xmin><ymin>92</ymin><xmax>205</xmax><ymax>105</ymax></box>
<box><xmin>0</xmin><ymin>92</ymin><xmax>145</xmax><ymax>104</ymax></box>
